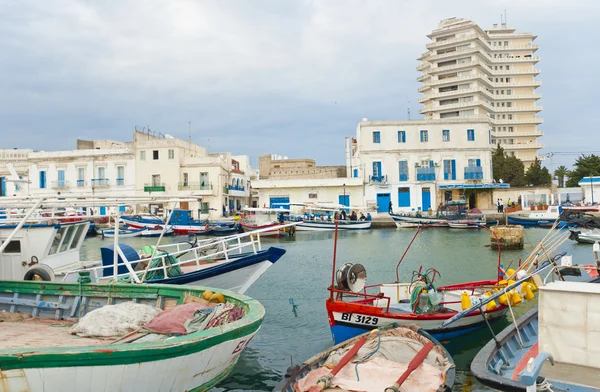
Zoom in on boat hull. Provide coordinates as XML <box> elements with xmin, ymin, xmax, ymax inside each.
<box><xmin>0</xmin><ymin>333</ymin><xmax>256</xmax><ymax>392</ymax></box>
<box><xmin>295</xmin><ymin>220</ymin><xmax>371</xmax><ymax>231</ymax></box>
<box><xmin>0</xmin><ymin>280</ymin><xmax>264</xmax><ymax>392</ymax></box>
<box><xmin>326</xmin><ymin>284</ymin><xmax>509</xmax><ymax>344</ymax></box>
<box><xmin>149</xmin><ymin>247</ymin><xmax>286</xmax><ymax>294</ymax></box>
<box><xmin>240</xmin><ymin>223</ymin><xmax>283</xmax><ymax>237</ymax></box>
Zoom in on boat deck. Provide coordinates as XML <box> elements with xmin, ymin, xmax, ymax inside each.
<box><xmin>0</xmin><ymin>317</ymin><xmax>112</xmax><ymax>350</ymax></box>
<box><xmin>543</xmin><ymin>361</ymin><xmax>600</xmax><ymax>389</ymax></box>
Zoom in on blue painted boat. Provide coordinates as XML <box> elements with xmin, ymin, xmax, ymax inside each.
<box><xmin>208</xmin><ymin>224</ymin><xmax>240</xmax><ymax>236</ymax></box>
<box><xmin>98</xmin><ymin>227</ymin><xmax>144</xmax><ymax>238</ymax></box>
<box><xmin>507</xmin><ymin>205</ymin><xmax>563</xmax><ymax>227</ymax></box>
<box><xmin>119</xmin><ymin>214</ymin><xmax>165</xmax><ymax>228</ymax></box>
<box><xmin>472</xmin><ymin>277</ymin><xmax>600</xmax><ymax>391</ymax></box>
<box><xmin>98</xmin><ymin>243</ymin><xmax>286</xmax><ymax>294</ymax></box>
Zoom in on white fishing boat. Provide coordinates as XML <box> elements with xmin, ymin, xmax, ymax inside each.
<box><xmin>447</xmin><ymin>221</ymin><xmax>481</xmax><ymax>229</ymax></box>
<box><xmin>141</xmin><ymin>226</ymin><xmax>174</xmax><ymax>237</ymax></box>
<box><xmin>288</xmin><ymin>203</ymin><xmax>372</xmax><ymax>231</ymax></box>
<box><xmin>569</xmin><ymin>228</ymin><xmax>600</xmax><ymax>244</ymax></box>
<box><xmin>0</xmin><ymin>196</ymin><xmax>289</xmax><ymax>294</ymax></box>
<box><xmin>391</xmin><ymin>200</ymin><xmax>486</xmax><ymax>228</ymax></box>
<box><xmin>239</xmin><ymin>207</ymin><xmax>292</xmax><ymax>237</ymax></box>
<box><xmin>98</xmin><ymin>227</ymin><xmax>144</xmax><ymax>238</ymax></box>
<box><xmin>0</xmin><ymin>279</ymin><xmax>264</xmax><ymax>392</ymax></box>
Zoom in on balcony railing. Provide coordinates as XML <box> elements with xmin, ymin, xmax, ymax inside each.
<box><xmin>91</xmin><ymin>178</ymin><xmax>109</xmax><ymax>187</ymax></box>
<box><xmin>228</xmin><ymin>184</ymin><xmax>245</xmax><ymax>192</ymax></box>
<box><xmin>399</xmin><ymin>174</ymin><xmax>409</xmax><ymax>182</ymax></box>
<box><xmin>368</xmin><ymin>175</ymin><xmax>387</xmax><ymax>184</ymax></box>
<box><xmin>51</xmin><ymin>181</ymin><xmax>70</xmax><ymax>189</ymax></box>
<box><xmin>464</xmin><ymin>166</ymin><xmax>484</xmax><ymax>180</ymax></box>
<box><xmin>178</xmin><ymin>182</ymin><xmax>213</xmax><ymax>191</ymax></box>
<box><xmin>144</xmin><ymin>183</ymin><xmax>165</xmax><ymax>192</ymax></box>
<box><xmin>76</xmin><ymin>179</ymin><xmax>86</xmax><ymax>188</ymax></box>
<box><xmin>116</xmin><ymin>178</ymin><xmax>124</xmax><ymax>186</ymax></box>
<box><xmin>416</xmin><ymin>167</ymin><xmax>436</xmax><ymax>181</ymax></box>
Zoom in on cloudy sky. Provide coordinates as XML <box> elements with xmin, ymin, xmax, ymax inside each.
<box><xmin>1</xmin><ymin>0</ymin><xmax>597</xmax><ymax>170</ymax></box>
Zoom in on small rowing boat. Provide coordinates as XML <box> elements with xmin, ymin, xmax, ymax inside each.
<box><xmin>0</xmin><ymin>279</ymin><xmax>264</xmax><ymax>392</ymax></box>
<box><xmin>99</xmin><ymin>227</ymin><xmax>144</xmax><ymax>238</ymax></box>
<box><xmin>275</xmin><ymin>325</ymin><xmax>454</xmax><ymax>392</ymax></box>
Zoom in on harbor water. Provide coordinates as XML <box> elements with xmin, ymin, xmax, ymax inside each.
<box><xmin>81</xmin><ymin>228</ymin><xmax>593</xmax><ymax>391</ymax></box>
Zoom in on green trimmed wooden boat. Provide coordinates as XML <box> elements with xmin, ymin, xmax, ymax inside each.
<box><xmin>0</xmin><ymin>279</ymin><xmax>264</xmax><ymax>392</ymax></box>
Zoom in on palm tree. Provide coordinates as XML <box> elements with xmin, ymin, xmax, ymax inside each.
<box><xmin>554</xmin><ymin>165</ymin><xmax>568</xmax><ymax>188</ymax></box>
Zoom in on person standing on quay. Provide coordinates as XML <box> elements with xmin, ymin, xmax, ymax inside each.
<box><xmin>388</xmin><ymin>201</ymin><xmax>393</xmax><ymax>214</ymax></box>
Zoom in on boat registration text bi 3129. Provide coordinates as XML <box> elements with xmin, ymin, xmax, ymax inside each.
<box><xmin>340</xmin><ymin>313</ymin><xmax>378</xmax><ymax>325</ymax></box>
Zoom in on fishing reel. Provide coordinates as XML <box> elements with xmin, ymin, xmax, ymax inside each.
<box><xmin>336</xmin><ymin>263</ymin><xmax>367</xmax><ymax>293</ymax></box>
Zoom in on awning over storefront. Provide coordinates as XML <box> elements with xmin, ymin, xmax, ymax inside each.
<box><xmin>438</xmin><ymin>183</ymin><xmax>510</xmax><ymax>189</ymax></box>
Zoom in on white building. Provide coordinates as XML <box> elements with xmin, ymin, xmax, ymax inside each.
<box><xmin>252</xmin><ymin>177</ymin><xmax>363</xmax><ymax>210</ymax></box>
<box><xmin>347</xmin><ymin>118</ymin><xmax>508</xmax><ymax>213</ymax></box>
<box><xmin>579</xmin><ymin>177</ymin><xmax>600</xmax><ymax>205</ymax></box>
<box><xmin>0</xmin><ymin>132</ymin><xmax>252</xmax><ymax>219</ymax></box>
<box><xmin>0</xmin><ymin>147</ymin><xmax>136</xmax><ymax>215</ymax></box>
<box><xmin>418</xmin><ymin>18</ymin><xmax>543</xmax><ymax>164</ymax></box>
<box><xmin>133</xmin><ymin>131</ymin><xmax>251</xmax><ymax>219</ymax></box>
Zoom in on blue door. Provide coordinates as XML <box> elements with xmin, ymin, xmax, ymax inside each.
<box><xmin>398</xmin><ymin>188</ymin><xmax>410</xmax><ymax>207</ymax></box>
<box><xmin>269</xmin><ymin>197</ymin><xmax>290</xmax><ymax>209</ymax></box>
<box><xmin>229</xmin><ymin>199</ymin><xmax>235</xmax><ymax>213</ymax></box>
<box><xmin>39</xmin><ymin>171</ymin><xmax>46</xmax><ymax>189</ymax></box>
<box><xmin>0</xmin><ymin>177</ymin><xmax>5</xmax><ymax>196</ymax></box>
<box><xmin>376</xmin><ymin>193</ymin><xmax>391</xmax><ymax>213</ymax></box>
<box><xmin>421</xmin><ymin>187</ymin><xmax>431</xmax><ymax>211</ymax></box>
<box><xmin>338</xmin><ymin>195</ymin><xmax>350</xmax><ymax>212</ymax></box>
<box><xmin>99</xmin><ymin>206</ymin><xmax>106</xmax><ymax>215</ymax></box>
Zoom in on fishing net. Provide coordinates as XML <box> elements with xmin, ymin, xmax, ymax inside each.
<box><xmin>70</xmin><ymin>302</ymin><xmax>160</xmax><ymax>337</ymax></box>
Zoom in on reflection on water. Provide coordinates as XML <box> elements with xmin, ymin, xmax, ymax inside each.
<box><xmin>80</xmin><ymin>228</ymin><xmax>594</xmax><ymax>391</ymax></box>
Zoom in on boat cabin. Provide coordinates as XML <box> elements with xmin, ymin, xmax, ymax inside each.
<box><xmin>0</xmin><ymin>221</ymin><xmax>89</xmax><ymax>281</ymax></box>
<box><xmin>241</xmin><ymin>207</ymin><xmax>289</xmax><ymax>226</ymax></box>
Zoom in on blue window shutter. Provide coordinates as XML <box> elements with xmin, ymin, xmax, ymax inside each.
<box><xmin>451</xmin><ymin>160</ymin><xmax>456</xmax><ymax>180</ymax></box>
<box><xmin>476</xmin><ymin>159</ymin><xmax>481</xmax><ymax>167</ymax></box>
<box><xmin>430</xmin><ymin>160</ymin><xmax>434</xmax><ymax>168</ymax></box>
<box><xmin>353</xmin><ymin>169</ymin><xmax>358</xmax><ymax>178</ymax></box>
<box><xmin>376</xmin><ymin>162</ymin><xmax>381</xmax><ymax>177</ymax></box>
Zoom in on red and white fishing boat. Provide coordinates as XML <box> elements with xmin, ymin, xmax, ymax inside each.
<box><xmin>324</xmin><ymin>225</ymin><xmax>537</xmax><ymax>345</ymax></box>
<box><xmin>240</xmin><ymin>207</ymin><xmax>289</xmax><ymax>237</ymax></box>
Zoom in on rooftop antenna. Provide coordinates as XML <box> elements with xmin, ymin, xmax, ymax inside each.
<box><xmin>504</xmin><ymin>10</ymin><xmax>507</xmax><ymax>26</ymax></box>
<box><xmin>188</xmin><ymin>121</ymin><xmax>191</xmax><ymax>143</ymax></box>
<box><xmin>407</xmin><ymin>99</ymin><xmax>411</xmax><ymax>120</ymax></box>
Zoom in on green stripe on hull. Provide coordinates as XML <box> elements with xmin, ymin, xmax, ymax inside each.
<box><xmin>0</xmin><ymin>280</ymin><xmax>265</xmax><ymax>371</ymax></box>
<box><xmin>190</xmin><ymin>361</ymin><xmax>238</xmax><ymax>392</ymax></box>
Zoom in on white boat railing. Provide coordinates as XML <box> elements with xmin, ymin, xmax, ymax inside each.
<box><xmin>61</xmin><ymin>222</ymin><xmax>298</xmax><ymax>284</ymax></box>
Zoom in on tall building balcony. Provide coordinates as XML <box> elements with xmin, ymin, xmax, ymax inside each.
<box><xmin>417</xmin><ymin>62</ymin><xmax>431</xmax><ymax>71</ymax></box>
<box><xmin>490</xmin><ymin>80</ymin><xmax>542</xmax><ymax>88</ymax></box>
<box><xmin>502</xmin><ymin>143</ymin><xmax>545</xmax><ymax>150</ymax></box>
<box><xmin>488</xmin><ymin>56</ymin><xmax>540</xmax><ymax>64</ymax></box>
<box><xmin>492</xmin><ymin>117</ymin><xmax>543</xmax><ymax>125</ymax></box>
<box><xmin>419</xmin><ymin>87</ymin><xmax>494</xmax><ymax>102</ymax></box>
<box><xmin>416</xmin><ymin>167</ymin><xmax>436</xmax><ymax>181</ymax></box>
<box><xmin>493</xmin><ymin>130</ymin><xmax>544</xmax><ymax>137</ymax></box>
<box><xmin>115</xmin><ymin>178</ymin><xmax>125</xmax><ymax>186</ymax></box>
<box><xmin>464</xmin><ymin>166</ymin><xmax>483</xmax><ymax>180</ymax></box>
<box><xmin>494</xmin><ymin>93</ymin><xmax>542</xmax><ymax>100</ymax></box>
<box><xmin>493</xmin><ymin>68</ymin><xmax>541</xmax><ymax>76</ymax></box>
<box><xmin>426</xmin><ymin>33</ymin><xmax>479</xmax><ymax>49</ymax></box>
<box><xmin>76</xmin><ymin>180</ymin><xmax>86</xmax><ymax>188</ymax></box>
<box><xmin>493</xmin><ymin>106</ymin><xmax>543</xmax><ymax>113</ymax></box>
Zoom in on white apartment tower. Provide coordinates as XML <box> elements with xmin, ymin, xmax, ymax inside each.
<box><xmin>418</xmin><ymin>18</ymin><xmax>543</xmax><ymax>164</ymax></box>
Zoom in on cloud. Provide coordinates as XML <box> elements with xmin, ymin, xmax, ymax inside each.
<box><xmin>0</xmin><ymin>0</ymin><xmax>597</xmax><ymax>169</ymax></box>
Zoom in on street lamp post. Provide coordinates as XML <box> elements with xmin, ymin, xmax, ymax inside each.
<box><xmin>343</xmin><ymin>183</ymin><xmax>346</xmax><ymax>211</ymax></box>
<box><xmin>591</xmin><ymin>173</ymin><xmax>595</xmax><ymax>205</ymax></box>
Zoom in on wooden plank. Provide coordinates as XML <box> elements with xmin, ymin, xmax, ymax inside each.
<box><xmin>32</xmin><ymin>294</ymin><xmax>42</xmax><ymax>317</ymax></box>
<box><xmin>55</xmin><ymin>295</ymin><xmax>66</xmax><ymax>320</ymax></box>
<box><xmin>70</xmin><ymin>296</ymin><xmax>81</xmax><ymax>318</ymax></box>
<box><xmin>0</xmin><ymin>296</ymin><xmax>71</xmax><ymax>311</ymax></box>
<box><xmin>8</xmin><ymin>292</ymin><xmax>19</xmax><ymax>312</ymax></box>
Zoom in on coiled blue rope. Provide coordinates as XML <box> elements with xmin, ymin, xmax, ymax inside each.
<box><xmin>354</xmin><ymin>328</ymin><xmax>381</xmax><ymax>381</ymax></box>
